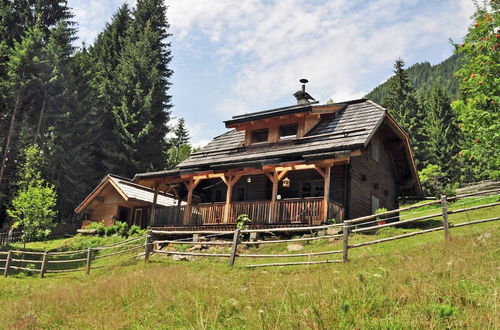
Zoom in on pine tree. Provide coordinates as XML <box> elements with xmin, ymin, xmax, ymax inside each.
<box><xmin>423</xmin><ymin>86</ymin><xmax>462</xmax><ymax>183</ymax></box>
<box><xmin>108</xmin><ymin>0</ymin><xmax>172</xmax><ymax>176</ymax></box>
<box><xmin>88</xmin><ymin>4</ymin><xmax>132</xmax><ymax>175</ymax></box>
<box><xmin>166</xmin><ymin>118</ymin><xmax>192</xmax><ymax>169</ymax></box>
<box><xmin>382</xmin><ymin>58</ymin><xmax>428</xmax><ymax>169</ymax></box>
<box><xmin>0</xmin><ymin>26</ymin><xmax>48</xmax><ymax>193</ymax></box>
<box><xmin>452</xmin><ymin>0</ymin><xmax>499</xmax><ymax>180</ymax></box>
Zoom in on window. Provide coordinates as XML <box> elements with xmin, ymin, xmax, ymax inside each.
<box><xmin>236</xmin><ymin>187</ymin><xmax>245</xmax><ymax>201</ymax></box>
<box><xmin>279</xmin><ymin>124</ymin><xmax>297</xmax><ymax>139</ymax></box>
<box><xmin>371</xmin><ymin>139</ymin><xmax>380</xmax><ymax>162</ymax></box>
<box><xmin>252</xmin><ymin>129</ymin><xmax>268</xmax><ymax>144</ymax></box>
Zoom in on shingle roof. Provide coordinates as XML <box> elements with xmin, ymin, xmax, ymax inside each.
<box><xmin>177</xmin><ymin>99</ymin><xmax>386</xmax><ymax>170</ymax></box>
<box><xmin>75</xmin><ymin>174</ymin><xmax>183</xmax><ymax>213</ymax></box>
<box><xmin>110</xmin><ymin>176</ymin><xmax>182</xmax><ymax>207</ymax></box>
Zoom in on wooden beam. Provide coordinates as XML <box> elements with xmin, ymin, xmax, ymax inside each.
<box><xmin>322</xmin><ymin>166</ymin><xmax>331</xmax><ymax>222</ymax></box>
<box><xmin>149</xmin><ymin>184</ymin><xmax>160</xmax><ymax>226</ymax></box>
<box><xmin>182</xmin><ymin>178</ymin><xmax>203</xmax><ymax>224</ymax></box>
<box><xmin>222</xmin><ymin>175</ymin><xmax>241</xmax><ymax>223</ymax></box>
<box><xmin>314</xmin><ymin>165</ymin><xmax>326</xmax><ymax>178</ymax></box>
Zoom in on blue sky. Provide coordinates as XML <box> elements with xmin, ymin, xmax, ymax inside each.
<box><xmin>68</xmin><ymin>0</ymin><xmax>475</xmax><ymax>147</ymax></box>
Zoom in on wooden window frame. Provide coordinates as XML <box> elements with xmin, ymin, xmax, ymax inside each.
<box><xmin>251</xmin><ymin>128</ymin><xmax>269</xmax><ymax>144</ymax></box>
<box><xmin>279</xmin><ymin>124</ymin><xmax>298</xmax><ymax>140</ymax></box>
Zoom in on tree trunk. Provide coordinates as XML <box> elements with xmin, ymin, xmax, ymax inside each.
<box><xmin>0</xmin><ymin>89</ymin><xmax>22</xmax><ymax>188</ymax></box>
<box><xmin>34</xmin><ymin>91</ymin><xmax>47</xmax><ymax>145</ymax></box>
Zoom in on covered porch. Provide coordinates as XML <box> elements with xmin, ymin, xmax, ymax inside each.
<box><xmin>142</xmin><ymin>157</ymin><xmax>353</xmax><ymax>228</ymax></box>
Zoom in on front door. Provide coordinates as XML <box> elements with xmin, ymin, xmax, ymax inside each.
<box><xmin>118</xmin><ymin>207</ymin><xmax>130</xmax><ymax>223</ymax></box>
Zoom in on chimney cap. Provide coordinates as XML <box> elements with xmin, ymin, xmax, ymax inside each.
<box><xmin>294</xmin><ymin>78</ymin><xmax>315</xmax><ymax>105</ymax></box>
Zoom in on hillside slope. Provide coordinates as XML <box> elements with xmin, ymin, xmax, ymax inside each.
<box><xmin>0</xmin><ymin>199</ymin><xmax>498</xmax><ymax>328</ymax></box>
<box><xmin>366</xmin><ymin>54</ymin><xmax>462</xmax><ymax>104</ymax></box>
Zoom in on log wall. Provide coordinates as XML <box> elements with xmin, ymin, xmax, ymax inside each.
<box><xmin>349</xmin><ymin>133</ymin><xmax>398</xmax><ymax>219</ymax></box>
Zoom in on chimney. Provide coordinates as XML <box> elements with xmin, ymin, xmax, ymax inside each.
<box><xmin>293</xmin><ymin>78</ymin><xmax>316</xmax><ymax>105</ymax></box>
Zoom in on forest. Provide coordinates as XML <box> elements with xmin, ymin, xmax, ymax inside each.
<box><xmin>0</xmin><ymin>0</ymin><xmax>194</xmax><ymax>232</ymax></box>
<box><xmin>0</xmin><ymin>1</ymin><xmax>498</xmax><ymax>236</ymax></box>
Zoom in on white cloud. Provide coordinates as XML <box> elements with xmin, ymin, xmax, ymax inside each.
<box><xmin>168</xmin><ymin>0</ymin><xmax>475</xmax><ymax>117</ymax></box>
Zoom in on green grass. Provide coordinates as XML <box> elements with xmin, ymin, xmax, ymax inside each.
<box><xmin>0</xmin><ymin>197</ymin><xmax>498</xmax><ymax>329</ymax></box>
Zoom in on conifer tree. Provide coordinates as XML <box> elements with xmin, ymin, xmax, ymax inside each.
<box><xmin>109</xmin><ymin>0</ymin><xmax>172</xmax><ymax>176</ymax></box>
<box><xmin>88</xmin><ymin>4</ymin><xmax>132</xmax><ymax>175</ymax></box>
<box><xmin>423</xmin><ymin>86</ymin><xmax>462</xmax><ymax>183</ymax></box>
<box><xmin>382</xmin><ymin>58</ymin><xmax>428</xmax><ymax>169</ymax></box>
<box><xmin>452</xmin><ymin>0</ymin><xmax>499</xmax><ymax>180</ymax></box>
<box><xmin>166</xmin><ymin>118</ymin><xmax>192</xmax><ymax>169</ymax></box>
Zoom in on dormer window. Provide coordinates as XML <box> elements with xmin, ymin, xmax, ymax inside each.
<box><xmin>252</xmin><ymin>128</ymin><xmax>268</xmax><ymax>144</ymax></box>
<box><xmin>279</xmin><ymin>124</ymin><xmax>297</xmax><ymax>139</ymax></box>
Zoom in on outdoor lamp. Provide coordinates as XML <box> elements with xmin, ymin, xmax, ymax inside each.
<box><xmin>282</xmin><ymin>177</ymin><xmax>291</xmax><ymax>187</ymax></box>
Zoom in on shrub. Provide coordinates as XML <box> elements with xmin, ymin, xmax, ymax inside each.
<box><xmin>95</xmin><ymin>222</ymin><xmax>105</xmax><ymax>236</ymax></box>
<box><xmin>375</xmin><ymin>208</ymin><xmax>389</xmax><ymax>224</ymax></box>
<box><xmin>128</xmin><ymin>225</ymin><xmax>141</xmax><ymax>237</ymax></box>
<box><xmin>115</xmin><ymin>221</ymin><xmax>129</xmax><ymax>237</ymax></box>
<box><xmin>104</xmin><ymin>225</ymin><xmax>116</xmax><ymax>236</ymax></box>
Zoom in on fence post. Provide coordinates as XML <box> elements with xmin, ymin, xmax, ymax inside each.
<box><xmin>40</xmin><ymin>251</ymin><xmax>48</xmax><ymax>278</ymax></box>
<box><xmin>144</xmin><ymin>230</ymin><xmax>152</xmax><ymax>263</ymax></box>
<box><xmin>441</xmin><ymin>195</ymin><xmax>450</xmax><ymax>240</ymax></box>
<box><xmin>342</xmin><ymin>222</ymin><xmax>349</xmax><ymax>262</ymax></box>
<box><xmin>86</xmin><ymin>248</ymin><xmax>92</xmax><ymax>274</ymax></box>
<box><xmin>4</xmin><ymin>250</ymin><xmax>11</xmax><ymax>277</ymax></box>
<box><xmin>229</xmin><ymin>229</ymin><xmax>240</xmax><ymax>267</ymax></box>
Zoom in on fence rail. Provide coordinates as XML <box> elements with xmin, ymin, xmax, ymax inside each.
<box><xmin>1</xmin><ymin>236</ymin><xmax>145</xmax><ymax>278</ymax></box>
<box><xmin>2</xmin><ymin>189</ymin><xmax>498</xmax><ymax>276</ymax></box>
<box><xmin>148</xmin><ymin>189</ymin><xmax>499</xmax><ymax>268</ymax></box>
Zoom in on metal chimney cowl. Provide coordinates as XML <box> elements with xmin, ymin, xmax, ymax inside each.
<box><xmin>293</xmin><ymin>79</ymin><xmax>316</xmax><ymax>105</ymax></box>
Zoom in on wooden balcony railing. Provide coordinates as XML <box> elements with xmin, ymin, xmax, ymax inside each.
<box><xmin>275</xmin><ymin>197</ymin><xmax>323</xmax><ymax>225</ymax></box>
<box><xmin>229</xmin><ymin>200</ymin><xmax>271</xmax><ymax>224</ymax></box>
<box><xmin>191</xmin><ymin>202</ymin><xmax>225</xmax><ymax>225</ymax></box>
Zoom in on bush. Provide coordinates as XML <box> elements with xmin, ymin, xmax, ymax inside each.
<box><xmin>115</xmin><ymin>221</ymin><xmax>129</xmax><ymax>237</ymax></box>
<box><xmin>128</xmin><ymin>225</ymin><xmax>141</xmax><ymax>237</ymax></box>
<box><xmin>104</xmin><ymin>225</ymin><xmax>116</xmax><ymax>236</ymax></box>
<box><xmin>419</xmin><ymin>164</ymin><xmax>458</xmax><ymax>198</ymax></box>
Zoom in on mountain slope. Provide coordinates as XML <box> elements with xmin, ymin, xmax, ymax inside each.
<box><xmin>366</xmin><ymin>54</ymin><xmax>462</xmax><ymax>104</ymax></box>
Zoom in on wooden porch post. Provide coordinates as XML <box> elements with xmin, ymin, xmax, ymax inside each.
<box><xmin>183</xmin><ymin>179</ymin><xmax>201</xmax><ymax>225</ymax></box>
<box><xmin>173</xmin><ymin>188</ymin><xmax>182</xmax><ymax>224</ymax></box>
<box><xmin>265</xmin><ymin>170</ymin><xmax>288</xmax><ymax>224</ymax></box>
<box><xmin>222</xmin><ymin>175</ymin><xmax>241</xmax><ymax>224</ymax></box>
<box><xmin>315</xmin><ymin>165</ymin><xmax>332</xmax><ymax>222</ymax></box>
<box><xmin>149</xmin><ymin>183</ymin><xmax>160</xmax><ymax>227</ymax></box>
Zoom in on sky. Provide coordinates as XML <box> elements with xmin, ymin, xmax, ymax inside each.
<box><xmin>68</xmin><ymin>0</ymin><xmax>476</xmax><ymax>147</ymax></box>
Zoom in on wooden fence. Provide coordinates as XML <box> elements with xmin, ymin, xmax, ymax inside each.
<box><xmin>0</xmin><ymin>236</ymin><xmax>145</xmax><ymax>278</ymax></box>
<box><xmin>2</xmin><ymin>188</ymin><xmax>498</xmax><ymax>277</ymax></box>
<box><xmin>0</xmin><ymin>229</ymin><xmax>22</xmax><ymax>246</ymax></box>
<box><xmin>148</xmin><ymin>188</ymin><xmax>500</xmax><ymax>268</ymax></box>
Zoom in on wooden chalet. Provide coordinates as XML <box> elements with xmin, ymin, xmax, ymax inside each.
<box><xmin>75</xmin><ymin>174</ymin><xmax>184</xmax><ymax>228</ymax></box>
<box><xmin>132</xmin><ymin>83</ymin><xmax>421</xmax><ymax>230</ymax></box>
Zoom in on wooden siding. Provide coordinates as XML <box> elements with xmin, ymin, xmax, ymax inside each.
<box><xmin>349</xmin><ymin>133</ymin><xmax>398</xmax><ymax>219</ymax></box>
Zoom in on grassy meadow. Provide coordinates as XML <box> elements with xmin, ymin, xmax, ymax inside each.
<box><xmin>0</xmin><ymin>196</ymin><xmax>498</xmax><ymax>329</ymax></box>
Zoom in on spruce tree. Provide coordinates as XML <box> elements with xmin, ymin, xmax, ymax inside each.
<box><xmin>88</xmin><ymin>4</ymin><xmax>132</xmax><ymax>175</ymax></box>
<box><xmin>423</xmin><ymin>86</ymin><xmax>462</xmax><ymax>183</ymax></box>
<box><xmin>166</xmin><ymin>118</ymin><xmax>192</xmax><ymax>169</ymax></box>
<box><xmin>382</xmin><ymin>58</ymin><xmax>428</xmax><ymax>169</ymax></box>
<box><xmin>109</xmin><ymin>0</ymin><xmax>172</xmax><ymax>176</ymax></box>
